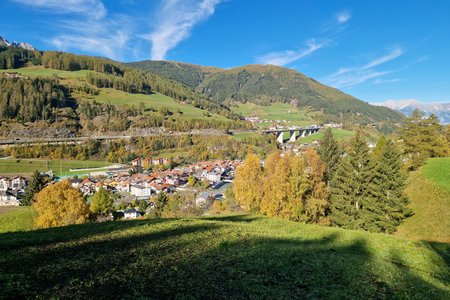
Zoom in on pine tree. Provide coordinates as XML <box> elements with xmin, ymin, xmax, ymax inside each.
<box><xmin>21</xmin><ymin>170</ymin><xmax>44</xmax><ymax>206</ymax></box>
<box><xmin>364</xmin><ymin>138</ymin><xmax>411</xmax><ymax>233</ymax></box>
<box><xmin>330</xmin><ymin>130</ymin><xmax>372</xmax><ymax>229</ymax></box>
<box><xmin>153</xmin><ymin>192</ymin><xmax>169</xmax><ymax>218</ymax></box>
<box><xmin>318</xmin><ymin>128</ymin><xmax>341</xmax><ymax>183</ymax></box>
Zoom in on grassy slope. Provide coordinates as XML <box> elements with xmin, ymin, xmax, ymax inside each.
<box><xmin>0</xmin><ymin>66</ymin><xmax>227</xmax><ymax>121</ymax></box>
<box><xmin>298</xmin><ymin>128</ymin><xmax>356</xmax><ymax>143</ymax></box>
<box><xmin>232</xmin><ymin>102</ymin><xmax>319</xmax><ymax>128</ymax></box>
<box><xmin>396</xmin><ymin>158</ymin><xmax>450</xmax><ymax>243</ymax></box>
<box><xmin>0</xmin><ymin>206</ymin><xmax>36</xmax><ymax>233</ymax></box>
<box><xmin>0</xmin><ymin>214</ymin><xmax>448</xmax><ymax>298</ymax></box>
<box><xmin>0</xmin><ymin>158</ymin><xmax>111</xmax><ymax>176</ymax></box>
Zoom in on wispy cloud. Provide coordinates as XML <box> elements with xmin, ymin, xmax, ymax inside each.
<box><xmin>323</xmin><ymin>47</ymin><xmax>404</xmax><ymax>88</ymax></box>
<box><xmin>12</xmin><ymin>0</ymin><xmax>133</xmax><ymax>60</ymax></box>
<box><xmin>336</xmin><ymin>10</ymin><xmax>351</xmax><ymax>24</ymax></box>
<box><xmin>255</xmin><ymin>39</ymin><xmax>326</xmax><ymax>66</ymax></box>
<box><xmin>255</xmin><ymin>10</ymin><xmax>351</xmax><ymax>67</ymax></box>
<box><xmin>12</xmin><ymin>0</ymin><xmax>106</xmax><ymax>19</ymax></box>
<box><xmin>146</xmin><ymin>0</ymin><xmax>223</xmax><ymax>60</ymax></box>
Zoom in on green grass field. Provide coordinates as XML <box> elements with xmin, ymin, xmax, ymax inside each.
<box><xmin>2</xmin><ymin>66</ymin><xmax>227</xmax><ymax>121</ymax></box>
<box><xmin>298</xmin><ymin>128</ymin><xmax>355</xmax><ymax>144</ymax></box>
<box><xmin>395</xmin><ymin>157</ymin><xmax>450</xmax><ymax>243</ymax></box>
<box><xmin>232</xmin><ymin>103</ymin><xmax>319</xmax><ymax>128</ymax></box>
<box><xmin>0</xmin><ymin>159</ymin><xmax>111</xmax><ymax>176</ymax></box>
<box><xmin>421</xmin><ymin>157</ymin><xmax>450</xmax><ymax>193</ymax></box>
<box><xmin>0</xmin><ymin>66</ymin><xmax>89</xmax><ymax>79</ymax></box>
<box><xmin>0</xmin><ymin>206</ymin><xmax>36</xmax><ymax>233</ymax></box>
<box><xmin>0</xmin><ymin>214</ymin><xmax>448</xmax><ymax>298</ymax></box>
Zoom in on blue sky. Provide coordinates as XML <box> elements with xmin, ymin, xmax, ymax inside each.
<box><xmin>1</xmin><ymin>0</ymin><xmax>449</xmax><ymax>103</ymax></box>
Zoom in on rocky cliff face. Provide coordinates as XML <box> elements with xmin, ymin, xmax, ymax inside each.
<box><xmin>0</xmin><ymin>35</ymin><xmax>35</xmax><ymax>50</ymax></box>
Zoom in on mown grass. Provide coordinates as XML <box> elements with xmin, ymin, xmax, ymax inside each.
<box><xmin>0</xmin><ymin>158</ymin><xmax>111</xmax><ymax>176</ymax></box>
<box><xmin>298</xmin><ymin>128</ymin><xmax>355</xmax><ymax>143</ymax></box>
<box><xmin>0</xmin><ymin>206</ymin><xmax>36</xmax><ymax>233</ymax></box>
<box><xmin>395</xmin><ymin>157</ymin><xmax>450</xmax><ymax>243</ymax></box>
<box><xmin>0</xmin><ymin>214</ymin><xmax>448</xmax><ymax>298</ymax></box>
<box><xmin>232</xmin><ymin>103</ymin><xmax>319</xmax><ymax>127</ymax></box>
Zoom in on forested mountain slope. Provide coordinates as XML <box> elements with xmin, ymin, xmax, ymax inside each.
<box><xmin>130</xmin><ymin>61</ymin><xmax>403</xmax><ymax>124</ymax></box>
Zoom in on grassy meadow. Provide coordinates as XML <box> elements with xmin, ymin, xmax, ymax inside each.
<box><xmin>395</xmin><ymin>157</ymin><xmax>450</xmax><ymax>243</ymax></box>
<box><xmin>232</xmin><ymin>102</ymin><xmax>320</xmax><ymax>128</ymax></box>
<box><xmin>0</xmin><ymin>158</ymin><xmax>111</xmax><ymax>176</ymax></box>
<box><xmin>298</xmin><ymin>128</ymin><xmax>355</xmax><ymax>144</ymax></box>
<box><xmin>0</xmin><ymin>206</ymin><xmax>36</xmax><ymax>233</ymax></box>
<box><xmin>0</xmin><ymin>214</ymin><xmax>448</xmax><ymax>298</ymax></box>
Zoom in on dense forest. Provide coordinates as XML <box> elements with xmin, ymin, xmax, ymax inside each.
<box><xmin>0</xmin><ymin>77</ymin><xmax>68</xmax><ymax>122</ymax></box>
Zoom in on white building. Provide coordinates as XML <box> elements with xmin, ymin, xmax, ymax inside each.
<box><xmin>130</xmin><ymin>185</ymin><xmax>152</xmax><ymax>198</ymax></box>
<box><xmin>0</xmin><ymin>191</ymin><xmax>20</xmax><ymax>206</ymax></box>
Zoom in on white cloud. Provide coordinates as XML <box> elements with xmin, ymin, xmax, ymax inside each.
<box><xmin>255</xmin><ymin>39</ymin><xmax>326</xmax><ymax>66</ymax></box>
<box><xmin>12</xmin><ymin>0</ymin><xmax>106</xmax><ymax>19</ymax></box>
<box><xmin>336</xmin><ymin>11</ymin><xmax>351</xmax><ymax>24</ymax></box>
<box><xmin>147</xmin><ymin>0</ymin><xmax>223</xmax><ymax>60</ymax></box>
<box><xmin>323</xmin><ymin>48</ymin><xmax>404</xmax><ymax>88</ymax></box>
<box><xmin>12</xmin><ymin>0</ymin><xmax>134</xmax><ymax>60</ymax></box>
<box><xmin>363</xmin><ymin>48</ymin><xmax>404</xmax><ymax>69</ymax></box>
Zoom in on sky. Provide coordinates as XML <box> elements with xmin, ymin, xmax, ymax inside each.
<box><xmin>1</xmin><ymin>0</ymin><xmax>449</xmax><ymax>104</ymax></box>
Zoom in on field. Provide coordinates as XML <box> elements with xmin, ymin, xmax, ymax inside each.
<box><xmin>0</xmin><ymin>158</ymin><xmax>111</xmax><ymax>176</ymax></box>
<box><xmin>421</xmin><ymin>158</ymin><xmax>450</xmax><ymax>193</ymax></box>
<box><xmin>0</xmin><ymin>206</ymin><xmax>36</xmax><ymax>233</ymax></box>
<box><xmin>232</xmin><ymin>103</ymin><xmax>319</xmax><ymax>128</ymax></box>
<box><xmin>298</xmin><ymin>128</ymin><xmax>355</xmax><ymax>144</ymax></box>
<box><xmin>1</xmin><ymin>66</ymin><xmax>227</xmax><ymax>121</ymax></box>
<box><xmin>395</xmin><ymin>157</ymin><xmax>450</xmax><ymax>243</ymax></box>
<box><xmin>0</xmin><ymin>214</ymin><xmax>448</xmax><ymax>298</ymax></box>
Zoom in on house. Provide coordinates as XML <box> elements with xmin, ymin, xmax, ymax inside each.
<box><xmin>10</xmin><ymin>176</ymin><xmax>26</xmax><ymax>190</ymax></box>
<box><xmin>121</xmin><ymin>208</ymin><xmax>141</xmax><ymax>219</ymax></box>
<box><xmin>0</xmin><ymin>177</ymin><xmax>9</xmax><ymax>191</ymax></box>
<box><xmin>0</xmin><ymin>191</ymin><xmax>20</xmax><ymax>206</ymax></box>
<box><xmin>132</xmin><ymin>158</ymin><xmax>142</xmax><ymax>167</ymax></box>
<box><xmin>206</xmin><ymin>171</ymin><xmax>222</xmax><ymax>183</ymax></box>
<box><xmin>130</xmin><ymin>185</ymin><xmax>152</xmax><ymax>198</ymax></box>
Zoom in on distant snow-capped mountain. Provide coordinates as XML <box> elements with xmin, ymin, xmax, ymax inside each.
<box><xmin>0</xmin><ymin>35</ymin><xmax>35</xmax><ymax>50</ymax></box>
<box><xmin>374</xmin><ymin>99</ymin><xmax>450</xmax><ymax>124</ymax></box>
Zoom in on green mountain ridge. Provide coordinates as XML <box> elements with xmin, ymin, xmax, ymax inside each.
<box><xmin>130</xmin><ymin>60</ymin><xmax>403</xmax><ymax>124</ymax></box>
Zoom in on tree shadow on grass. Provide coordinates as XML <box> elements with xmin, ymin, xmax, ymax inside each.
<box><xmin>0</xmin><ymin>217</ymin><xmax>449</xmax><ymax>299</ymax></box>
<box><xmin>201</xmin><ymin>214</ymin><xmax>262</xmax><ymax>223</ymax></box>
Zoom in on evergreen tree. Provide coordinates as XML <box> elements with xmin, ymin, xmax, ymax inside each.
<box><xmin>21</xmin><ymin>170</ymin><xmax>44</xmax><ymax>206</ymax></box>
<box><xmin>330</xmin><ymin>130</ymin><xmax>372</xmax><ymax>229</ymax></box>
<box><xmin>90</xmin><ymin>187</ymin><xmax>113</xmax><ymax>215</ymax></box>
<box><xmin>364</xmin><ymin>139</ymin><xmax>411</xmax><ymax>233</ymax></box>
<box><xmin>153</xmin><ymin>192</ymin><xmax>169</xmax><ymax>218</ymax></box>
<box><xmin>318</xmin><ymin>128</ymin><xmax>341</xmax><ymax>182</ymax></box>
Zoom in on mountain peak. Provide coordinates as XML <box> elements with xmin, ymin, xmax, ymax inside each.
<box><xmin>0</xmin><ymin>35</ymin><xmax>35</xmax><ymax>50</ymax></box>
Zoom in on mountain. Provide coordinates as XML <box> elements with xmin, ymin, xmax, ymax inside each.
<box><xmin>130</xmin><ymin>61</ymin><xmax>403</xmax><ymax>124</ymax></box>
<box><xmin>374</xmin><ymin>99</ymin><xmax>450</xmax><ymax>124</ymax></box>
<box><xmin>0</xmin><ymin>35</ymin><xmax>35</xmax><ymax>50</ymax></box>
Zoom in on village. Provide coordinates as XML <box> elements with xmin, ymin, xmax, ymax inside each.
<box><xmin>0</xmin><ymin>158</ymin><xmax>241</xmax><ymax>218</ymax></box>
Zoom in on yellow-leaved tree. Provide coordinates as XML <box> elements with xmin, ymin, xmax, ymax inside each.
<box><xmin>233</xmin><ymin>150</ymin><xmax>263</xmax><ymax>211</ymax></box>
<box><xmin>33</xmin><ymin>180</ymin><xmax>89</xmax><ymax>228</ymax></box>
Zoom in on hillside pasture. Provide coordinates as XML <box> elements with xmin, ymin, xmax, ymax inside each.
<box><xmin>0</xmin><ymin>214</ymin><xmax>448</xmax><ymax>298</ymax></box>
<box><xmin>298</xmin><ymin>128</ymin><xmax>355</xmax><ymax>144</ymax></box>
<box><xmin>395</xmin><ymin>157</ymin><xmax>450</xmax><ymax>243</ymax></box>
<box><xmin>232</xmin><ymin>103</ymin><xmax>319</xmax><ymax>128</ymax></box>
<box><xmin>0</xmin><ymin>206</ymin><xmax>36</xmax><ymax>233</ymax></box>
